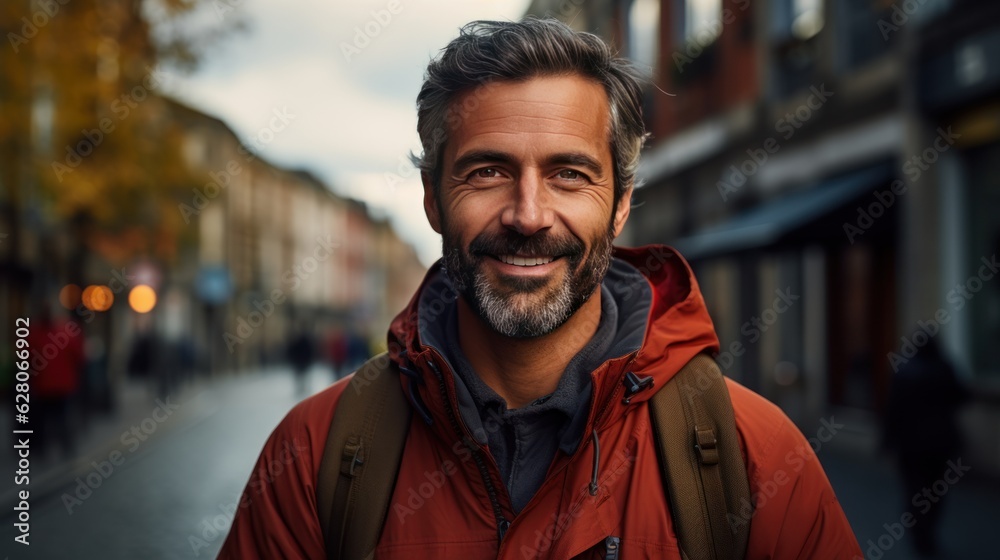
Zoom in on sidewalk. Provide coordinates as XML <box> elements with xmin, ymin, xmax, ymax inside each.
<box><xmin>0</xmin><ymin>371</ymin><xmax>246</xmax><ymax>513</ymax></box>
<box><xmin>822</xmin><ymin>447</ymin><xmax>1000</xmax><ymax>559</ymax></box>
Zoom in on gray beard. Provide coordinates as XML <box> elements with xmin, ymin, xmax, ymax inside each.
<box><xmin>468</xmin><ymin>263</ymin><xmax>578</xmax><ymax>338</ymax></box>
<box><xmin>443</xmin><ymin>229</ymin><xmax>614</xmax><ymax>339</ymax></box>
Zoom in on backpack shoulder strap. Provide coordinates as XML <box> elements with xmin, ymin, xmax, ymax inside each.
<box><xmin>649</xmin><ymin>353</ymin><xmax>752</xmax><ymax>560</ymax></box>
<box><xmin>317</xmin><ymin>352</ymin><xmax>410</xmax><ymax>560</ymax></box>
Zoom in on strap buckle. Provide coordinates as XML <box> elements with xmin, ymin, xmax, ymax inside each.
<box><xmin>341</xmin><ymin>437</ymin><xmax>365</xmax><ymax>477</ymax></box>
<box><xmin>694</xmin><ymin>425</ymin><xmax>719</xmax><ymax>465</ymax></box>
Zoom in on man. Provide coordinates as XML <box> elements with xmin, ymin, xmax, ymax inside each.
<box><xmin>220</xmin><ymin>18</ymin><xmax>862</xmax><ymax>559</ymax></box>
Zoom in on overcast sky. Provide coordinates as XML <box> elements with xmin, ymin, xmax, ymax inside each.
<box><xmin>167</xmin><ymin>0</ymin><xmax>532</xmax><ymax>266</ymax></box>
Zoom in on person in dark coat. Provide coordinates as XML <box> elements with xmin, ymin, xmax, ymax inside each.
<box><xmin>286</xmin><ymin>328</ymin><xmax>314</xmax><ymax>397</ymax></box>
<box><xmin>884</xmin><ymin>336</ymin><xmax>970</xmax><ymax>556</ymax></box>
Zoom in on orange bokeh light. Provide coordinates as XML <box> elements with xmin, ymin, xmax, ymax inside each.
<box><xmin>82</xmin><ymin>285</ymin><xmax>114</xmax><ymax>312</ymax></box>
<box><xmin>59</xmin><ymin>284</ymin><xmax>82</xmax><ymax>309</ymax></box>
<box><xmin>128</xmin><ymin>285</ymin><xmax>157</xmax><ymax>313</ymax></box>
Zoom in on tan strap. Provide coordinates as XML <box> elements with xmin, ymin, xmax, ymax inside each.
<box><xmin>650</xmin><ymin>353</ymin><xmax>752</xmax><ymax>560</ymax></box>
<box><xmin>317</xmin><ymin>353</ymin><xmax>410</xmax><ymax>560</ymax></box>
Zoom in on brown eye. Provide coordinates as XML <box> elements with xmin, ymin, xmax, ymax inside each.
<box><xmin>558</xmin><ymin>169</ymin><xmax>581</xmax><ymax>180</ymax></box>
<box><xmin>476</xmin><ymin>167</ymin><xmax>498</xmax><ymax>178</ymax></box>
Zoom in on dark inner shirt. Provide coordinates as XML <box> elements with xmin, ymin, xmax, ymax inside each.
<box><xmin>416</xmin><ymin>259</ymin><xmax>651</xmax><ymax>514</ymax></box>
<box><xmin>443</xmin><ymin>284</ymin><xmax>619</xmax><ymax>512</ymax></box>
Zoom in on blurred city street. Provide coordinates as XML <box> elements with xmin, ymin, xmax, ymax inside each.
<box><xmin>2</xmin><ymin>365</ymin><xmax>999</xmax><ymax>559</ymax></box>
<box><xmin>0</xmin><ymin>365</ymin><xmax>336</xmax><ymax>559</ymax></box>
<box><xmin>2</xmin><ymin>0</ymin><xmax>1000</xmax><ymax>557</ymax></box>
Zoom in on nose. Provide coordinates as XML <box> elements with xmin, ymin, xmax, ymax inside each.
<box><xmin>500</xmin><ymin>172</ymin><xmax>555</xmax><ymax>237</ymax></box>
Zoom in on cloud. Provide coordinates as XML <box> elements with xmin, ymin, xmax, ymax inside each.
<box><xmin>166</xmin><ymin>0</ymin><xmax>530</xmax><ymax>266</ymax></box>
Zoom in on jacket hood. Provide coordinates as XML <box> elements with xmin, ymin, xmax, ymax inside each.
<box><xmin>386</xmin><ymin>244</ymin><xmax>720</xmax><ymax>438</ymax></box>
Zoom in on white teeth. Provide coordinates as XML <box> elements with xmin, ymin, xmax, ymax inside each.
<box><xmin>499</xmin><ymin>255</ymin><xmax>553</xmax><ymax>267</ymax></box>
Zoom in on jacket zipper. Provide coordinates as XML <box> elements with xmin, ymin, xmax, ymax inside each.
<box><xmin>592</xmin><ymin>355</ymin><xmax>638</xmax><ymax>430</ymax></box>
<box><xmin>604</xmin><ymin>536</ymin><xmax>620</xmax><ymax>560</ymax></box>
<box><xmin>424</xmin><ymin>351</ymin><xmax>635</xmax><ymax>549</ymax></box>
<box><xmin>428</xmin><ymin>356</ymin><xmax>511</xmax><ymax>545</ymax></box>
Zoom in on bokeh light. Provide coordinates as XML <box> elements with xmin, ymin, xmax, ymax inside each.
<box><xmin>82</xmin><ymin>285</ymin><xmax>114</xmax><ymax>312</ymax></box>
<box><xmin>59</xmin><ymin>284</ymin><xmax>82</xmax><ymax>309</ymax></box>
<box><xmin>129</xmin><ymin>285</ymin><xmax>157</xmax><ymax>313</ymax></box>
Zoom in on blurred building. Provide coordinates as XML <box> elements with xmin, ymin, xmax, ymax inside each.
<box><xmin>528</xmin><ymin>0</ymin><xmax>1000</xmax><ymax>472</ymax></box>
<box><xmin>168</xmin><ymin>98</ymin><xmax>425</xmax><ymax>373</ymax></box>
<box><xmin>0</xmin><ymin>90</ymin><xmax>423</xmax><ymax>408</ymax></box>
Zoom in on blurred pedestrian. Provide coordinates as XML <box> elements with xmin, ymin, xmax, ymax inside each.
<box><xmin>884</xmin><ymin>336</ymin><xmax>970</xmax><ymax>556</ymax></box>
<box><xmin>29</xmin><ymin>307</ymin><xmax>84</xmax><ymax>459</ymax></box>
<box><xmin>345</xmin><ymin>329</ymin><xmax>370</xmax><ymax>373</ymax></box>
<box><xmin>127</xmin><ymin>331</ymin><xmax>154</xmax><ymax>381</ymax></box>
<box><xmin>286</xmin><ymin>327</ymin><xmax>314</xmax><ymax>397</ymax></box>
<box><xmin>325</xmin><ymin>327</ymin><xmax>348</xmax><ymax>380</ymax></box>
<box><xmin>82</xmin><ymin>334</ymin><xmax>110</xmax><ymax>420</ymax></box>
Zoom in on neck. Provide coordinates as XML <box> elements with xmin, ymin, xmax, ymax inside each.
<box><xmin>456</xmin><ymin>288</ymin><xmax>603</xmax><ymax>409</ymax></box>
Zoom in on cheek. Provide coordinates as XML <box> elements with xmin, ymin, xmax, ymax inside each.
<box><xmin>556</xmin><ymin>198</ymin><xmax>615</xmax><ymax>241</ymax></box>
<box><xmin>444</xmin><ymin>194</ymin><xmax>502</xmax><ymax>233</ymax></box>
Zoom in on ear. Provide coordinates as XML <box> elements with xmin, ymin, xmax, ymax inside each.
<box><xmin>422</xmin><ymin>172</ymin><xmax>442</xmax><ymax>234</ymax></box>
<box><xmin>612</xmin><ymin>185</ymin><xmax>632</xmax><ymax>238</ymax></box>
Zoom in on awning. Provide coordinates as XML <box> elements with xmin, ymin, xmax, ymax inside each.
<box><xmin>673</xmin><ymin>162</ymin><xmax>895</xmax><ymax>261</ymax></box>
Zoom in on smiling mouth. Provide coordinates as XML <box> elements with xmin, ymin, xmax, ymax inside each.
<box><xmin>495</xmin><ymin>254</ymin><xmax>557</xmax><ymax>267</ymax></box>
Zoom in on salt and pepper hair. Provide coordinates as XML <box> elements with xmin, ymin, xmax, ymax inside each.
<box><xmin>411</xmin><ymin>18</ymin><xmax>648</xmax><ymax>202</ymax></box>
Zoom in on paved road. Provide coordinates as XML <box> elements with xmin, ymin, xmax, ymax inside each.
<box><xmin>2</xmin><ymin>365</ymin><xmax>998</xmax><ymax>559</ymax></box>
<box><xmin>2</xmin><ymin>366</ymin><xmax>328</xmax><ymax>560</ymax></box>
<box><xmin>826</xmin><ymin>450</ymin><xmax>999</xmax><ymax>559</ymax></box>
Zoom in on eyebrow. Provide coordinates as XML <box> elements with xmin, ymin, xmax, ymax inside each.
<box><xmin>451</xmin><ymin>150</ymin><xmax>517</xmax><ymax>175</ymax></box>
<box><xmin>451</xmin><ymin>149</ymin><xmax>606</xmax><ymax>177</ymax></box>
<box><xmin>546</xmin><ymin>152</ymin><xmax>605</xmax><ymax>177</ymax></box>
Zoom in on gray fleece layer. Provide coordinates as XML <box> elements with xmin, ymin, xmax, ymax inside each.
<box><xmin>418</xmin><ymin>258</ymin><xmax>652</xmax><ymax>513</ymax></box>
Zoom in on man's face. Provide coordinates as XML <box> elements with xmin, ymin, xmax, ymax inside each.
<box><xmin>423</xmin><ymin>74</ymin><xmax>631</xmax><ymax>338</ymax></box>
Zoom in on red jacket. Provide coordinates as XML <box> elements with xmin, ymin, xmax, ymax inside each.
<box><xmin>29</xmin><ymin>318</ymin><xmax>84</xmax><ymax>397</ymax></box>
<box><xmin>220</xmin><ymin>246</ymin><xmax>862</xmax><ymax>559</ymax></box>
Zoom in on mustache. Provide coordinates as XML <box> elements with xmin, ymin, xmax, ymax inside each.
<box><xmin>468</xmin><ymin>230</ymin><xmax>584</xmax><ymax>260</ymax></box>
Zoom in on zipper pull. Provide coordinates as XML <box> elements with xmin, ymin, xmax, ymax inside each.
<box><xmin>604</xmin><ymin>536</ymin><xmax>620</xmax><ymax>560</ymax></box>
<box><xmin>497</xmin><ymin>518</ymin><xmax>511</xmax><ymax>543</ymax></box>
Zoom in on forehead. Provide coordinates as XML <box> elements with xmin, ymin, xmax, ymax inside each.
<box><xmin>444</xmin><ymin>74</ymin><xmax>612</xmax><ymax>163</ymax></box>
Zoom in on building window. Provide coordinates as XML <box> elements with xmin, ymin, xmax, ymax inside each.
<box><xmin>837</xmin><ymin>0</ymin><xmax>893</xmax><ymax>70</ymax></box>
<box><xmin>771</xmin><ymin>0</ymin><xmax>824</xmax><ymax>97</ymax></box>
<box><xmin>965</xmin><ymin>143</ymin><xmax>1000</xmax><ymax>378</ymax></box>
<box><xmin>771</xmin><ymin>0</ymin><xmax>824</xmax><ymax>41</ymax></box>
<box><xmin>674</xmin><ymin>0</ymin><xmax>722</xmax><ymax>47</ymax></box>
<box><xmin>628</xmin><ymin>0</ymin><xmax>660</xmax><ymax>76</ymax></box>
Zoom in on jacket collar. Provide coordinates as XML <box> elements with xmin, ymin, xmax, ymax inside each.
<box><xmin>386</xmin><ymin>245</ymin><xmax>720</xmax><ymax>446</ymax></box>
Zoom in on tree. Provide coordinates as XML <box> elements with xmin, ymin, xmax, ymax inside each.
<box><xmin>0</xmin><ymin>0</ymin><xmax>242</xmax><ymax>265</ymax></box>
